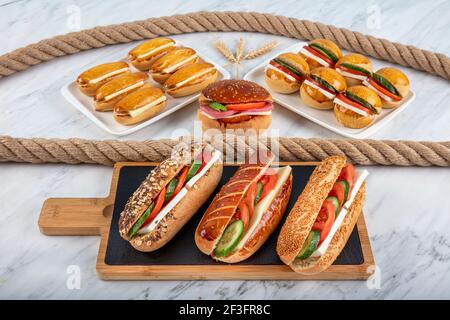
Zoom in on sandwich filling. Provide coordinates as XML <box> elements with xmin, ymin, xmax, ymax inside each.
<box><xmin>300</xmin><ymin>43</ymin><xmax>338</xmax><ymax>68</ymax></box>
<box><xmin>87</xmin><ymin>67</ymin><xmax>130</xmax><ymax>85</ymax></box>
<box><xmin>296</xmin><ymin>164</ymin><xmax>368</xmax><ymax>260</ymax></box>
<box><xmin>162</xmin><ymin>54</ymin><xmax>198</xmax><ymax>74</ymax></box>
<box><xmin>115</xmin><ymin>95</ymin><xmax>167</xmax><ymax>118</ymax></box>
<box><xmin>335</xmin><ymin>63</ymin><xmax>371</xmax><ymax>81</ymax></box>
<box><xmin>304</xmin><ymin>75</ymin><xmax>339</xmax><ymax>99</ymax></box>
<box><xmin>127</xmin><ymin>149</ymin><xmax>221</xmax><ymax>238</ymax></box>
<box><xmin>136</xmin><ymin>42</ymin><xmax>175</xmax><ymax>60</ymax></box>
<box><xmin>102</xmin><ymin>81</ymin><xmax>145</xmax><ymax>102</ymax></box>
<box><xmin>266</xmin><ymin>58</ymin><xmax>306</xmax><ymax>82</ymax></box>
<box><xmin>363</xmin><ymin>74</ymin><xmax>402</xmax><ymax>102</ymax></box>
<box><xmin>213</xmin><ymin>166</ymin><xmax>292</xmax><ymax>258</ymax></box>
<box><xmin>200</xmin><ymin>100</ymin><xmax>273</xmax><ymax>121</ymax></box>
<box><xmin>334</xmin><ymin>91</ymin><xmax>380</xmax><ymax>117</ymax></box>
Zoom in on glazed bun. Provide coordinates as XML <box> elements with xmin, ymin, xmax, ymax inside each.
<box><xmin>150</xmin><ymin>47</ymin><xmax>199</xmax><ymax>84</ymax></box>
<box><xmin>300</xmin><ymin>67</ymin><xmax>346</xmax><ymax>110</ymax></box>
<box><xmin>335</xmin><ymin>53</ymin><xmax>372</xmax><ymax>86</ymax></box>
<box><xmin>334</xmin><ymin>85</ymin><xmax>382</xmax><ymax>129</ymax></box>
<box><xmin>198</xmin><ymin>111</ymin><xmax>272</xmax><ymax>133</ymax></box>
<box><xmin>264</xmin><ymin>52</ymin><xmax>309</xmax><ymax>94</ymax></box>
<box><xmin>375</xmin><ymin>67</ymin><xmax>410</xmax><ymax>108</ymax></box>
<box><xmin>300</xmin><ymin>39</ymin><xmax>343</xmax><ymax>69</ymax></box>
<box><xmin>127</xmin><ymin>38</ymin><xmax>176</xmax><ymax>71</ymax></box>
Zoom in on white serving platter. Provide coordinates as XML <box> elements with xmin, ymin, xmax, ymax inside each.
<box><xmin>62</xmin><ymin>41</ymin><xmax>230</xmax><ymax>136</ymax></box>
<box><xmin>244</xmin><ymin>42</ymin><xmax>415</xmax><ymax>139</ymax></box>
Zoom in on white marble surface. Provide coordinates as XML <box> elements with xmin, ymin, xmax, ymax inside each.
<box><xmin>0</xmin><ymin>0</ymin><xmax>450</xmax><ymax>299</ymax></box>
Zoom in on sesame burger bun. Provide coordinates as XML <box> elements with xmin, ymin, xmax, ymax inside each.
<box><xmin>264</xmin><ymin>53</ymin><xmax>310</xmax><ymax>94</ymax></box>
<box><xmin>334</xmin><ymin>85</ymin><xmax>382</xmax><ymax>129</ymax></box>
<box><xmin>335</xmin><ymin>53</ymin><xmax>372</xmax><ymax>86</ymax></box>
<box><xmin>375</xmin><ymin>67</ymin><xmax>410</xmax><ymax>108</ymax></box>
<box><xmin>198</xmin><ymin>80</ymin><xmax>273</xmax><ymax>133</ymax></box>
<box><xmin>300</xmin><ymin>39</ymin><xmax>343</xmax><ymax>69</ymax></box>
<box><xmin>300</xmin><ymin>67</ymin><xmax>346</xmax><ymax>110</ymax></box>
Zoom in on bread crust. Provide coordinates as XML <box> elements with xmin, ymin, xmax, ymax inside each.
<box><xmin>201</xmin><ymin>80</ymin><xmax>272</xmax><ymax>104</ymax></box>
<box><xmin>198</xmin><ymin>110</ymin><xmax>272</xmax><ymax>133</ymax></box>
<box><xmin>129</xmin><ymin>159</ymin><xmax>223</xmax><ymax>252</ymax></box>
<box><xmin>113</xmin><ymin>100</ymin><xmax>166</xmax><ymax>125</ymax></box>
<box><xmin>215</xmin><ymin>173</ymin><xmax>293</xmax><ymax>263</ymax></box>
<box><xmin>166</xmin><ymin>69</ymin><xmax>218</xmax><ymax>97</ymax></box>
<box><xmin>289</xmin><ymin>183</ymin><xmax>366</xmax><ymax>274</ymax></box>
<box><xmin>264</xmin><ymin>70</ymin><xmax>300</xmax><ymax>94</ymax></box>
<box><xmin>300</xmin><ymin>84</ymin><xmax>333</xmax><ymax>110</ymax></box>
<box><xmin>334</xmin><ymin>105</ymin><xmax>375</xmax><ymax>128</ymax></box>
<box><xmin>276</xmin><ymin>156</ymin><xmax>346</xmax><ymax>265</ymax></box>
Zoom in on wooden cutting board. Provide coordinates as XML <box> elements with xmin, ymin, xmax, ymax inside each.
<box><xmin>39</xmin><ymin>162</ymin><xmax>375</xmax><ymax>280</ymax></box>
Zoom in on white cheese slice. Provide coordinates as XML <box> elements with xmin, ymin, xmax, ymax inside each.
<box><xmin>299</xmin><ymin>47</ymin><xmax>331</xmax><ymax>67</ymax></box>
<box><xmin>363</xmin><ymin>79</ymin><xmax>393</xmax><ymax>102</ymax></box>
<box><xmin>235</xmin><ymin>166</ymin><xmax>292</xmax><ymax>250</ymax></box>
<box><xmin>171</xmin><ymin>67</ymin><xmax>215</xmax><ymax>89</ymax></box>
<box><xmin>127</xmin><ymin>96</ymin><xmax>167</xmax><ymax>118</ymax></box>
<box><xmin>335</xmin><ymin>68</ymin><xmax>368</xmax><ymax>81</ymax></box>
<box><xmin>265</xmin><ymin>64</ymin><xmax>298</xmax><ymax>82</ymax></box>
<box><xmin>104</xmin><ymin>81</ymin><xmax>145</xmax><ymax>102</ymax></box>
<box><xmin>89</xmin><ymin>68</ymin><xmax>129</xmax><ymax>84</ymax></box>
<box><xmin>162</xmin><ymin>54</ymin><xmax>198</xmax><ymax>74</ymax></box>
<box><xmin>200</xmin><ymin>110</ymin><xmax>272</xmax><ymax>120</ymax></box>
<box><xmin>185</xmin><ymin>150</ymin><xmax>222</xmax><ymax>189</ymax></box>
<box><xmin>310</xmin><ymin>170</ymin><xmax>369</xmax><ymax>258</ymax></box>
<box><xmin>303</xmin><ymin>79</ymin><xmax>336</xmax><ymax>99</ymax></box>
<box><xmin>137</xmin><ymin>42</ymin><xmax>175</xmax><ymax>60</ymax></box>
<box><xmin>137</xmin><ymin>187</ymin><xmax>188</xmax><ymax>235</ymax></box>
<box><xmin>333</xmin><ymin>97</ymin><xmax>370</xmax><ymax>117</ymax></box>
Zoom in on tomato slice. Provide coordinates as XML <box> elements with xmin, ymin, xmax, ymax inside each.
<box><xmin>269</xmin><ymin>60</ymin><xmax>304</xmax><ymax>82</ymax></box>
<box><xmin>304</xmin><ymin>46</ymin><xmax>335</xmax><ymax>66</ymax></box>
<box><xmin>169</xmin><ymin>166</ymin><xmax>188</xmax><ymax>202</ymax></box>
<box><xmin>141</xmin><ymin>186</ymin><xmax>167</xmax><ymax>228</ymax></box>
<box><xmin>246</xmin><ymin>182</ymin><xmax>257</xmax><ymax>221</ymax></box>
<box><xmin>338</xmin><ymin>164</ymin><xmax>357</xmax><ymax>190</ymax></box>
<box><xmin>312</xmin><ymin>200</ymin><xmax>335</xmax><ymax>244</ymax></box>
<box><xmin>260</xmin><ymin>173</ymin><xmax>277</xmax><ymax>201</ymax></box>
<box><xmin>367</xmin><ymin>78</ymin><xmax>402</xmax><ymax>101</ymax></box>
<box><xmin>336</xmin><ymin>65</ymin><xmax>368</xmax><ymax>77</ymax></box>
<box><xmin>225</xmin><ymin>101</ymin><xmax>267</xmax><ymax>111</ymax></box>
<box><xmin>336</xmin><ymin>93</ymin><xmax>373</xmax><ymax>115</ymax></box>
<box><xmin>328</xmin><ymin>182</ymin><xmax>345</xmax><ymax>207</ymax></box>
<box><xmin>238</xmin><ymin>202</ymin><xmax>250</xmax><ymax>232</ymax></box>
<box><xmin>305</xmin><ymin>76</ymin><xmax>336</xmax><ymax>96</ymax></box>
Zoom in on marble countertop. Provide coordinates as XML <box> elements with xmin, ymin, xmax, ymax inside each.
<box><xmin>0</xmin><ymin>0</ymin><xmax>449</xmax><ymax>299</ymax></box>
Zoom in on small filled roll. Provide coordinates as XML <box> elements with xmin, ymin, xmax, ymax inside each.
<box><xmin>335</xmin><ymin>53</ymin><xmax>372</xmax><ymax>86</ymax></box>
<box><xmin>277</xmin><ymin>156</ymin><xmax>368</xmax><ymax>275</ymax></box>
<box><xmin>113</xmin><ymin>84</ymin><xmax>167</xmax><ymax>126</ymax></box>
<box><xmin>300</xmin><ymin>67</ymin><xmax>347</xmax><ymax>110</ymax></box>
<box><xmin>119</xmin><ymin>143</ymin><xmax>223</xmax><ymax>252</ymax></box>
<box><xmin>76</xmin><ymin>62</ymin><xmax>130</xmax><ymax>96</ymax></box>
<box><xmin>363</xmin><ymin>67</ymin><xmax>410</xmax><ymax>108</ymax></box>
<box><xmin>150</xmin><ymin>47</ymin><xmax>199</xmax><ymax>84</ymax></box>
<box><xmin>333</xmin><ymin>85</ymin><xmax>382</xmax><ymax>129</ymax></box>
<box><xmin>94</xmin><ymin>72</ymin><xmax>148</xmax><ymax>112</ymax></box>
<box><xmin>198</xmin><ymin>79</ymin><xmax>273</xmax><ymax>132</ymax></box>
<box><xmin>164</xmin><ymin>62</ymin><xmax>218</xmax><ymax>98</ymax></box>
<box><xmin>264</xmin><ymin>52</ymin><xmax>310</xmax><ymax>94</ymax></box>
<box><xmin>127</xmin><ymin>38</ymin><xmax>176</xmax><ymax>71</ymax></box>
<box><xmin>298</xmin><ymin>39</ymin><xmax>343</xmax><ymax>69</ymax></box>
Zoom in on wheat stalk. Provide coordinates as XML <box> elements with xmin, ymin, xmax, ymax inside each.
<box><xmin>243</xmin><ymin>40</ymin><xmax>278</xmax><ymax>60</ymax></box>
<box><xmin>215</xmin><ymin>41</ymin><xmax>237</xmax><ymax>63</ymax></box>
<box><xmin>235</xmin><ymin>37</ymin><xmax>245</xmax><ymax>63</ymax></box>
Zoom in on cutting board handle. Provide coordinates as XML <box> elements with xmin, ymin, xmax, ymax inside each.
<box><xmin>38</xmin><ymin>197</ymin><xmax>113</xmax><ymax>236</ymax></box>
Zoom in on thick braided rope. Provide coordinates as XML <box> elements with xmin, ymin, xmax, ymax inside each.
<box><xmin>0</xmin><ymin>11</ymin><xmax>449</xmax><ymax>80</ymax></box>
<box><xmin>1</xmin><ymin>135</ymin><xmax>449</xmax><ymax>167</ymax></box>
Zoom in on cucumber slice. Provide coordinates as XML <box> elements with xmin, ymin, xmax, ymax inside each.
<box><xmin>127</xmin><ymin>202</ymin><xmax>155</xmax><ymax>238</ymax></box>
<box><xmin>214</xmin><ymin>220</ymin><xmax>245</xmax><ymax>257</ymax></box>
<box><xmin>310</xmin><ymin>75</ymin><xmax>338</xmax><ymax>94</ymax></box>
<box><xmin>209</xmin><ymin>102</ymin><xmax>227</xmax><ymax>112</ymax></box>
<box><xmin>372</xmin><ymin>73</ymin><xmax>400</xmax><ymax>96</ymax></box>
<box><xmin>254</xmin><ymin>182</ymin><xmax>264</xmax><ymax>204</ymax></box>
<box><xmin>326</xmin><ymin>196</ymin><xmax>340</xmax><ymax>216</ymax></box>
<box><xmin>344</xmin><ymin>91</ymin><xmax>379</xmax><ymax>114</ymax></box>
<box><xmin>309</xmin><ymin>43</ymin><xmax>338</xmax><ymax>63</ymax></box>
<box><xmin>340</xmin><ymin>63</ymin><xmax>371</xmax><ymax>76</ymax></box>
<box><xmin>164</xmin><ymin>178</ymin><xmax>178</xmax><ymax>202</ymax></box>
<box><xmin>272</xmin><ymin>58</ymin><xmax>305</xmax><ymax>78</ymax></box>
<box><xmin>337</xmin><ymin>180</ymin><xmax>350</xmax><ymax>203</ymax></box>
<box><xmin>296</xmin><ymin>231</ymin><xmax>320</xmax><ymax>260</ymax></box>
<box><xmin>186</xmin><ymin>161</ymin><xmax>202</xmax><ymax>182</ymax></box>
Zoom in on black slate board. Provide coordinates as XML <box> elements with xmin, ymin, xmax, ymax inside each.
<box><xmin>105</xmin><ymin>165</ymin><xmax>364</xmax><ymax>266</ymax></box>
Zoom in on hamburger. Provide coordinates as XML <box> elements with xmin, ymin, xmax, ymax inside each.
<box><xmin>264</xmin><ymin>52</ymin><xmax>310</xmax><ymax>94</ymax></box>
<box><xmin>333</xmin><ymin>85</ymin><xmax>382</xmax><ymax>129</ymax></box>
<box><xmin>299</xmin><ymin>39</ymin><xmax>343</xmax><ymax>69</ymax></box>
<box><xmin>198</xmin><ymin>80</ymin><xmax>273</xmax><ymax>132</ymax></box>
<box><xmin>363</xmin><ymin>67</ymin><xmax>410</xmax><ymax>108</ymax></box>
<box><xmin>300</xmin><ymin>67</ymin><xmax>347</xmax><ymax>110</ymax></box>
<box><xmin>335</xmin><ymin>53</ymin><xmax>372</xmax><ymax>86</ymax></box>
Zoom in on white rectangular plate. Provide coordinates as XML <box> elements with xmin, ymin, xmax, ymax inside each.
<box><xmin>244</xmin><ymin>42</ymin><xmax>415</xmax><ymax>138</ymax></box>
<box><xmin>62</xmin><ymin>41</ymin><xmax>230</xmax><ymax>136</ymax></box>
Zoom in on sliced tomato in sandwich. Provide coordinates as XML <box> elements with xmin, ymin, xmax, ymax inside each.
<box><xmin>367</xmin><ymin>78</ymin><xmax>402</xmax><ymax>101</ymax></box>
<box><xmin>336</xmin><ymin>93</ymin><xmax>373</xmax><ymax>116</ymax></box>
<box><xmin>303</xmin><ymin>46</ymin><xmax>335</xmax><ymax>66</ymax></box>
<box><xmin>225</xmin><ymin>101</ymin><xmax>267</xmax><ymax>111</ymax></box>
<box><xmin>269</xmin><ymin>60</ymin><xmax>304</xmax><ymax>82</ymax></box>
<box><xmin>338</xmin><ymin>164</ymin><xmax>357</xmax><ymax>190</ymax></box>
<box><xmin>328</xmin><ymin>182</ymin><xmax>345</xmax><ymax>207</ymax></box>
